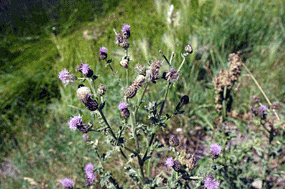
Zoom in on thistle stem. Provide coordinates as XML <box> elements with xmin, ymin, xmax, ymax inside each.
<box><xmin>177</xmin><ymin>55</ymin><xmax>186</xmax><ymax>73</ymax></box>
<box><xmin>159</xmin><ymin>50</ymin><xmax>171</xmax><ymax>66</ymax></box>
<box><xmin>135</xmin><ymin>83</ymin><xmax>149</xmax><ymax>117</ymax></box>
<box><xmin>159</xmin><ymin>81</ymin><xmax>171</xmax><ymax>116</ymax></box>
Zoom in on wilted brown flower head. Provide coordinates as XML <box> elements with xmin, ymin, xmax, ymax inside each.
<box><xmin>149</xmin><ymin>60</ymin><xmax>162</xmax><ymax>82</ymax></box>
<box><xmin>212</xmin><ymin>51</ymin><xmax>243</xmax><ymax>113</ymax></box>
<box><xmin>97</xmin><ymin>83</ymin><xmax>106</xmax><ymax>96</ymax></box>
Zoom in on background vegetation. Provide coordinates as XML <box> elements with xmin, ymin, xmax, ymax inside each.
<box><xmin>1</xmin><ymin>0</ymin><xmax>284</xmax><ymax>188</ymax></box>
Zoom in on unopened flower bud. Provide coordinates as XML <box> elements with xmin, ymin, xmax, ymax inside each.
<box><xmin>169</xmin><ymin>135</ymin><xmax>179</xmax><ymax>147</ymax></box>
<box><xmin>121</xmin><ymin>108</ymin><xmax>130</xmax><ymax>119</ymax></box>
<box><xmin>125</xmin><ymin>84</ymin><xmax>137</xmax><ymax>98</ymax></box>
<box><xmin>180</xmin><ymin>95</ymin><xmax>189</xmax><ymax>105</ymax></box>
<box><xmin>120</xmin><ymin>58</ymin><xmax>129</xmax><ymax>68</ymax></box>
<box><xmin>84</xmin><ymin>96</ymin><xmax>98</xmax><ymax>111</ymax></box>
<box><xmin>119</xmin><ymin>39</ymin><xmax>129</xmax><ymax>49</ymax></box>
<box><xmin>92</xmin><ymin>75</ymin><xmax>98</xmax><ymax>80</ymax></box>
<box><xmin>185</xmin><ymin>44</ymin><xmax>193</xmax><ymax>54</ymax></box>
<box><xmin>97</xmin><ymin>83</ymin><xmax>106</xmax><ymax>96</ymax></box>
<box><xmin>173</xmin><ymin>160</ymin><xmax>182</xmax><ymax>172</ymax></box>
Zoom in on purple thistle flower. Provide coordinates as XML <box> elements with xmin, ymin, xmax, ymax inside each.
<box><xmin>121</xmin><ymin>24</ymin><xmax>131</xmax><ymax>39</ymax></box>
<box><xmin>81</xmin><ymin>63</ymin><xmax>90</xmax><ymax>75</ymax></box>
<box><xmin>84</xmin><ymin>163</ymin><xmax>95</xmax><ymax>186</ymax></box>
<box><xmin>210</xmin><ymin>143</ymin><xmax>222</xmax><ymax>156</ymax></box>
<box><xmin>204</xmin><ymin>175</ymin><xmax>220</xmax><ymax>189</ymax></box>
<box><xmin>118</xmin><ymin>102</ymin><xmax>128</xmax><ymax>111</ymax></box>
<box><xmin>61</xmin><ymin>178</ymin><xmax>74</xmax><ymax>189</ymax></box>
<box><xmin>122</xmin><ymin>24</ymin><xmax>130</xmax><ymax>32</ymax></box>
<box><xmin>99</xmin><ymin>46</ymin><xmax>108</xmax><ymax>60</ymax></box>
<box><xmin>165</xmin><ymin>157</ymin><xmax>174</xmax><ymax>167</ymax></box>
<box><xmin>58</xmin><ymin>69</ymin><xmax>75</xmax><ymax>85</ymax></box>
<box><xmin>68</xmin><ymin>115</ymin><xmax>82</xmax><ymax>130</ymax></box>
<box><xmin>259</xmin><ymin>105</ymin><xmax>268</xmax><ymax>116</ymax></box>
<box><xmin>84</xmin><ymin>163</ymin><xmax>94</xmax><ymax>174</ymax></box>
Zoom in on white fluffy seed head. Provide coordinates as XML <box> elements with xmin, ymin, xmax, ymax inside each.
<box><xmin>77</xmin><ymin>86</ymin><xmax>91</xmax><ymax>101</ymax></box>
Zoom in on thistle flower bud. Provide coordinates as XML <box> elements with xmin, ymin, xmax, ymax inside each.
<box><xmin>120</xmin><ymin>58</ymin><xmax>129</xmax><ymax>68</ymax></box>
<box><xmin>180</xmin><ymin>95</ymin><xmax>189</xmax><ymax>105</ymax></box>
<box><xmin>125</xmin><ymin>85</ymin><xmax>137</xmax><ymax>98</ymax></box>
<box><xmin>173</xmin><ymin>160</ymin><xmax>182</xmax><ymax>172</ymax></box>
<box><xmin>169</xmin><ymin>135</ymin><xmax>179</xmax><ymax>147</ymax></box>
<box><xmin>97</xmin><ymin>83</ymin><xmax>106</xmax><ymax>96</ymax></box>
<box><xmin>77</xmin><ymin>123</ymin><xmax>91</xmax><ymax>133</ymax></box>
<box><xmin>119</xmin><ymin>38</ymin><xmax>130</xmax><ymax>49</ymax></box>
<box><xmin>271</xmin><ymin>101</ymin><xmax>281</xmax><ymax>110</ymax></box>
<box><xmin>84</xmin><ymin>96</ymin><xmax>98</xmax><ymax>111</ymax></box>
<box><xmin>136</xmin><ymin>64</ymin><xmax>146</xmax><ymax>76</ymax></box>
<box><xmin>185</xmin><ymin>44</ymin><xmax>193</xmax><ymax>54</ymax></box>
<box><xmin>99</xmin><ymin>46</ymin><xmax>108</xmax><ymax>60</ymax></box>
<box><xmin>92</xmin><ymin>75</ymin><xmax>98</xmax><ymax>80</ymax></box>
<box><xmin>121</xmin><ymin>108</ymin><xmax>130</xmax><ymax>119</ymax></box>
<box><xmin>165</xmin><ymin>68</ymin><xmax>179</xmax><ymax>82</ymax></box>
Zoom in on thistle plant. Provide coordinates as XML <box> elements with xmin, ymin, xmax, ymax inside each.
<box><xmin>58</xmin><ymin>24</ymin><xmax>197</xmax><ymax>188</ymax></box>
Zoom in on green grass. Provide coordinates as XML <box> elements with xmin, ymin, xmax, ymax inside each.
<box><xmin>1</xmin><ymin>0</ymin><xmax>285</xmax><ymax>188</ymax></box>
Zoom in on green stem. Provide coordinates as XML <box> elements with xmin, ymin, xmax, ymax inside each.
<box><xmin>135</xmin><ymin>83</ymin><xmax>149</xmax><ymax>117</ymax></box>
<box><xmin>98</xmin><ymin>109</ymin><xmax>117</xmax><ymax>140</ymax></box>
<box><xmin>222</xmin><ymin>86</ymin><xmax>227</xmax><ymax>121</ymax></box>
<box><xmin>177</xmin><ymin>55</ymin><xmax>186</xmax><ymax>73</ymax></box>
<box><xmin>159</xmin><ymin>81</ymin><xmax>171</xmax><ymax>116</ymax></box>
<box><xmin>159</xmin><ymin>50</ymin><xmax>171</xmax><ymax>66</ymax></box>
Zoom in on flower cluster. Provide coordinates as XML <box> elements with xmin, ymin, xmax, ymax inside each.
<box><xmin>115</xmin><ymin>24</ymin><xmax>131</xmax><ymax>49</ymax></box>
